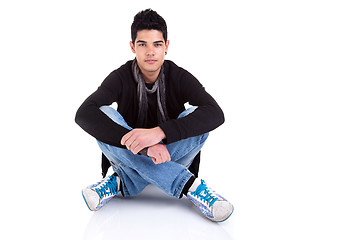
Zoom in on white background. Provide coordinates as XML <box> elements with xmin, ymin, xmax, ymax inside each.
<box><xmin>1</xmin><ymin>0</ymin><xmax>359</xmax><ymax>239</ymax></box>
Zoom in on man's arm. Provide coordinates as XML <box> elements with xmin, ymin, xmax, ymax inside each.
<box><xmin>75</xmin><ymin>70</ymin><xmax>130</xmax><ymax>148</ymax></box>
<box><xmin>159</xmin><ymin>68</ymin><xmax>225</xmax><ymax>144</ymax></box>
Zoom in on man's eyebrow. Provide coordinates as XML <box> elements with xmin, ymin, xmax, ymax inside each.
<box><xmin>136</xmin><ymin>40</ymin><xmax>164</xmax><ymax>44</ymax></box>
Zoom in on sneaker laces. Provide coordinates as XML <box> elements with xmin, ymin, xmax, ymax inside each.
<box><xmin>191</xmin><ymin>180</ymin><xmax>218</xmax><ymax>207</ymax></box>
<box><xmin>95</xmin><ymin>175</ymin><xmax>119</xmax><ymax>199</ymax></box>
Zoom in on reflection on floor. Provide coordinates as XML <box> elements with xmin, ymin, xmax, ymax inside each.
<box><xmin>83</xmin><ymin>184</ymin><xmax>235</xmax><ymax>240</ymax></box>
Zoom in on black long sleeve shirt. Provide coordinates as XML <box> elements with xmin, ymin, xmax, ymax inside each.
<box><xmin>75</xmin><ymin>59</ymin><xmax>224</xmax><ymax>148</ymax></box>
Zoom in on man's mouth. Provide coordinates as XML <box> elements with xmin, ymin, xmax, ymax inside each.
<box><xmin>145</xmin><ymin>59</ymin><xmax>157</xmax><ymax>64</ymax></box>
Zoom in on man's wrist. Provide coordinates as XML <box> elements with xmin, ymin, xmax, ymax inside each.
<box><xmin>138</xmin><ymin>147</ymin><xmax>148</xmax><ymax>156</ymax></box>
<box><xmin>155</xmin><ymin>126</ymin><xmax>166</xmax><ymax>141</ymax></box>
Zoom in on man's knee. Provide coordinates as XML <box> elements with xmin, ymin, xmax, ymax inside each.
<box><xmin>99</xmin><ymin>106</ymin><xmax>131</xmax><ymax>130</ymax></box>
<box><xmin>201</xmin><ymin>132</ymin><xmax>209</xmax><ymax>144</ymax></box>
<box><xmin>178</xmin><ymin>106</ymin><xmax>198</xmax><ymax>119</ymax></box>
<box><xmin>99</xmin><ymin>105</ymin><xmax>117</xmax><ymax>117</ymax></box>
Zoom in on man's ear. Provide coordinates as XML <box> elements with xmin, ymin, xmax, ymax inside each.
<box><xmin>165</xmin><ymin>40</ymin><xmax>169</xmax><ymax>54</ymax></box>
<box><xmin>130</xmin><ymin>41</ymin><xmax>136</xmax><ymax>53</ymax></box>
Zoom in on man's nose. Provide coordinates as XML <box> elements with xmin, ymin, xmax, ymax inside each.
<box><xmin>146</xmin><ymin>45</ymin><xmax>155</xmax><ymax>56</ymax></box>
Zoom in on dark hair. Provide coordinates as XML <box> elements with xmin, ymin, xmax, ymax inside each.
<box><xmin>131</xmin><ymin>9</ymin><xmax>167</xmax><ymax>44</ymax></box>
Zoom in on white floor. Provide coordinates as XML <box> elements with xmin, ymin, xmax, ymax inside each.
<box><xmin>2</xmin><ymin>173</ymin><xmax>237</xmax><ymax>240</ymax></box>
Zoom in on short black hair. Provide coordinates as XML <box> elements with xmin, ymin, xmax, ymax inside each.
<box><xmin>131</xmin><ymin>9</ymin><xmax>167</xmax><ymax>44</ymax></box>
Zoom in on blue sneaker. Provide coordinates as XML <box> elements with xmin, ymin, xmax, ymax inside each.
<box><xmin>82</xmin><ymin>175</ymin><xmax>120</xmax><ymax>211</ymax></box>
<box><xmin>186</xmin><ymin>179</ymin><xmax>234</xmax><ymax>222</ymax></box>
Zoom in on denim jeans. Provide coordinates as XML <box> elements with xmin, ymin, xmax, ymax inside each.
<box><xmin>97</xmin><ymin>106</ymin><xmax>209</xmax><ymax>199</ymax></box>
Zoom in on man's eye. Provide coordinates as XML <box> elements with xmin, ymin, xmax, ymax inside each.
<box><xmin>139</xmin><ymin>44</ymin><xmax>146</xmax><ymax>47</ymax></box>
<box><xmin>155</xmin><ymin>44</ymin><xmax>162</xmax><ymax>47</ymax></box>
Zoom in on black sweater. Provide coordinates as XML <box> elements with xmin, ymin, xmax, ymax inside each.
<box><xmin>75</xmin><ymin>60</ymin><xmax>224</xmax><ymax>176</ymax></box>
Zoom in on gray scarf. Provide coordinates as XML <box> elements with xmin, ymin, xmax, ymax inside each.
<box><xmin>132</xmin><ymin>59</ymin><xmax>169</xmax><ymax>127</ymax></box>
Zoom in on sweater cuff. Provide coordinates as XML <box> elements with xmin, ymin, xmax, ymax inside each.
<box><xmin>159</xmin><ymin>120</ymin><xmax>179</xmax><ymax>144</ymax></box>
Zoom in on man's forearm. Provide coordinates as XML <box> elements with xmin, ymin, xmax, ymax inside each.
<box><xmin>121</xmin><ymin>126</ymin><xmax>166</xmax><ymax>154</ymax></box>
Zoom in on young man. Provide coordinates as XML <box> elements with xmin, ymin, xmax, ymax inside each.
<box><xmin>75</xmin><ymin>9</ymin><xmax>233</xmax><ymax>222</ymax></box>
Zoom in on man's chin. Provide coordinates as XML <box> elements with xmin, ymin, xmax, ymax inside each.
<box><xmin>143</xmin><ymin>65</ymin><xmax>162</xmax><ymax>73</ymax></box>
<box><xmin>138</xmin><ymin>61</ymin><xmax>164</xmax><ymax>75</ymax></box>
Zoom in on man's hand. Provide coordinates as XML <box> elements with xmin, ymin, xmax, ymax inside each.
<box><xmin>147</xmin><ymin>143</ymin><xmax>171</xmax><ymax>164</ymax></box>
<box><xmin>121</xmin><ymin>127</ymin><xmax>166</xmax><ymax>154</ymax></box>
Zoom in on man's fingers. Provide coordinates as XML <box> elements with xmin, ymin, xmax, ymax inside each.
<box><xmin>132</xmin><ymin>143</ymin><xmax>144</xmax><ymax>155</ymax></box>
<box><xmin>152</xmin><ymin>154</ymin><xmax>163</xmax><ymax>164</ymax></box>
<box><xmin>121</xmin><ymin>131</ymin><xmax>132</xmax><ymax>145</ymax></box>
<box><xmin>157</xmin><ymin>153</ymin><xmax>170</xmax><ymax>164</ymax></box>
<box><xmin>123</xmin><ymin>132</ymin><xmax>141</xmax><ymax>152</ymax></box>
<box><xmin>151</xmin><ymin>156</ymin><xmax>170</xmax><ymax>164</ymax></box>
<box><xmin>122</xmin><ymin>130</ymin><xmax>146</xmax><ymax>152</ymax></box>
<box><xmin>125</xmin><ymin>135</ymin><xmax>137</xmax><ymax>148</ymax></box>
<box><xmin>165</xmin><ymin>150</ymin><xmax>171</xmax><ymax>162</ymax></box>
<box><xmin>126</xmin><ymin>138</ymin><xmax>146</xmax><ymax>154</ymax></box>
<box><xmin>147</xmin><ymin>143</ymin><xmax>171</xmax><ymax>164</ymax></box>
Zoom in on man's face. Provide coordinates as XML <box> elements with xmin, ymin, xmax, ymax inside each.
<box><xmin>130</xmin><ymin>30</ymin><xmax>169</xmax><ymax>82</ymax></box>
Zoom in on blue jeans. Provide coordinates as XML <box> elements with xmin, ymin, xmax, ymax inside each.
<box><xmin>97</xmin><ymin>106</ymin><xmax>209</xmax><ymax>199</ymax></box>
